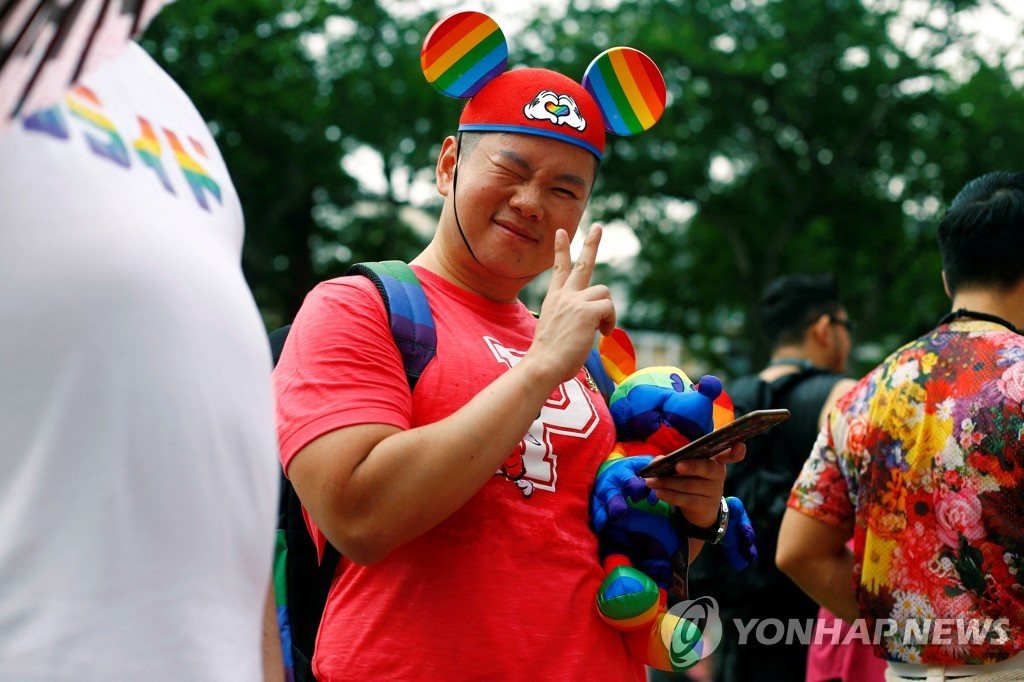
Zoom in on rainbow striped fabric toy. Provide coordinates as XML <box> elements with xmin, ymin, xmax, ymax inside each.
<box><xmin>589</xmin><ymin>329</ymin><xmax>756</xmax><ymax>672</ymax></box>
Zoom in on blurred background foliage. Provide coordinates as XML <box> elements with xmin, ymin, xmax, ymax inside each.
<box><xmin>140</xmin><ymin>0</ymin><xmax>1024</xmax><ymax>379</ymax></box>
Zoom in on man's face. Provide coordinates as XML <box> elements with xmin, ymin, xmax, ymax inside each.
<box><xmin>437</xmin><ymin>132</ymin><xmax>596</xmax><ymax>282</ymax></box>
<box><xmin>827</xmin><ymin>308</ymin><xmax>854</xmax><ymax>373</ymax></box>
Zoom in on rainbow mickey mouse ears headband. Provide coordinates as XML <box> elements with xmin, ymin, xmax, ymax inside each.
<box><xmin>420</xmin><ymin>11</ymin><xmax>667</xmax><ymax>160</ymax></box>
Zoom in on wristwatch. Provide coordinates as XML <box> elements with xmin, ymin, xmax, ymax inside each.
<box><xmin>676</xmin><ymin>496</ymin><xmax>729</xmax><ymax>544</ymax></box>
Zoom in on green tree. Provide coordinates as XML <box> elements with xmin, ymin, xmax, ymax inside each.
<box><xmin>142</xmin><ymin>0</ymin><xmax>447</xmax><ymax>328</ymax></box>
<box><xmin>143</xmin><ymin>0</ymin><xmax>1024</xmax><ymax>376</ymax></box>
<box><xmin>520</xmin><ymin>0</ymin><xmax>1024</xmax><ymax>376</ymax></box>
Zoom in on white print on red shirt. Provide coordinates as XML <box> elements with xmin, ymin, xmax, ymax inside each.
<box><xmin>485</xmin><ymin>336</ymin><xmax>601</xmax><ymax>495</ymax></box>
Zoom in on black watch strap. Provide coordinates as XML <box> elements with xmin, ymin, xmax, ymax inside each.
<box><xmin>675</xmin><ymin>496</ymin><xmax>729</xmax><ymax>544</ymax></box>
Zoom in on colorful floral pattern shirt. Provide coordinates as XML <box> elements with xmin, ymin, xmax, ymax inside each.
<box><xmin>788</xmin><ymin>320</ymin><xmax>1024</xmax><ymax>665</ymax></box>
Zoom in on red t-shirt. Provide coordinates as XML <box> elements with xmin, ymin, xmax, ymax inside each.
<box><xmin>273</xmin><ymin>266</ymin><xmax>641</xmax><ymax>681</ymax></box>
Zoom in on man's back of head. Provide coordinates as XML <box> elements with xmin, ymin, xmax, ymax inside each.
<box><xmin>939</xmin><ymin>171</ymin><xmax>1024</xmax><ymax>296</ymax></box>
<box><xmin>760</xmin><ymin>273</ymin><xmax>843</xmax><ymax>351</ymax></box>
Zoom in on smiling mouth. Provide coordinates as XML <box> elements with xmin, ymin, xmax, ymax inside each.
<box><xmin>495</xmin><ymin>220</ymin><xmax>538</xmax><ymax>242</ymax></box>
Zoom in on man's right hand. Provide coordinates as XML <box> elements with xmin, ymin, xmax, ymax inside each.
<box><xmin>524</xmin><ymin>224</ymin><xmax>616</xmax><ymax>386</ymax></box>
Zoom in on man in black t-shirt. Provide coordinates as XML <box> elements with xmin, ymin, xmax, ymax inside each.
<box><xmin>691</xmin><ymin>273</ymin><xmax>858</xmax><ymax>682</ymax></box>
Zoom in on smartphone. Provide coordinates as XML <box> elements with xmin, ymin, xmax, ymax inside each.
<box><xmin>637</xmin><ymin>409</ymin><xmax>791</xmax><ymax>478</ymax></box>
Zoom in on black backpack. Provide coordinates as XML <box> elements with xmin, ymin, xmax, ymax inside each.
<box><xmin>727</xmin><ymin>369</ymin><xmax>842</xmax><ymax>524</ymax></box>
<box><xmin>688</xmin><ymin>366</ymin><xmax>845</xmax><ymax>611</ymax></box>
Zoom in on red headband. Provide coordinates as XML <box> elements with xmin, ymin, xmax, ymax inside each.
<box><xmin>458</xmin><ymin>68</ymin><xmax>605</xmax><ymax>159</ymax></box>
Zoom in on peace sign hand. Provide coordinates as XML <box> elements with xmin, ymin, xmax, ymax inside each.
<box><xmin>521</xmin><ymin>225</ymin><xmax>616</xmax><ymax>387</ymax></box>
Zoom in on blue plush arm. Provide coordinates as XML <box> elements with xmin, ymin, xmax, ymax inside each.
<box><xmin>721</xmin><ymin>496</ymin><xmax>757</xmax><ymax>569</ymax></box>
<box><xmin>589</xmin><ymin>455</ymin><xmax>659</xmax><ymax>532</ymax></box>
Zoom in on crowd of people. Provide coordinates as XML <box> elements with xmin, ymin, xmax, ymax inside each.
<box><xmin>2</xmin><ymin>5</ymin><xmax>1022</xmax><ymax>682</ymax></box>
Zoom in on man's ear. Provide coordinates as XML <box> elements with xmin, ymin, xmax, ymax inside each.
<box><xmin>942</xmin><ymin>271</ymin><xmax>952</xmax><ymax>300</ymax></box>
<box><xmin>808</xmin><ymin>314</ymin><xmax>833</xmax><ymax>346</ymax></box>
<box><xmin>436</xmin><ymin>135</ymin><xmax>458</xmax><ymax>197</ymax></box>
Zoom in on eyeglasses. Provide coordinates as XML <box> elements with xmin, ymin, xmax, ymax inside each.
<box><xmin>829</xmin><ymin>315</ymin><xmax>857</xmax><ymax>335</ymax></box>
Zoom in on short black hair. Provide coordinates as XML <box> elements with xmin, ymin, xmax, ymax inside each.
<box><xmin>457</xmin><ymin>131</ymin><xmax>483</xmax><ymax>159</ymax></box>
<box><xmin>760</xmin><ymin>273</ymin><xmax>842</xmax><ymax>349</ymax></box>
<box><xmin>938</xmin><ymin>171</ymin><xmax>1024</xmax><ymax>295</ymax></box>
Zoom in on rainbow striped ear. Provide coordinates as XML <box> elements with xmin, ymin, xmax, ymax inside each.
<box><xmin>582</xmin><ymin>47</ymin><xmax>667</xmax><ymax>135</ymax></box>
<box><xmin>420</xmin><ymin>11</ymin><xmax>508</xmax><ymax>99</ymax></box>
<box><xmin>599</xmin><ymin>328</ymin><xmax>637</xmax><ymax>386</ymax></box>
<box><xmin>712</xmin><ymin>390</ymin><xmax>736</xmax><ymax>429</ymax></box>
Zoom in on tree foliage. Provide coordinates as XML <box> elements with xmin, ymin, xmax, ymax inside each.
<box><xmin>142</xmin><ymin>0</ymin><xmax>1024</xmax><ymax>375</ymax></box>
<box><xmin>141</xmin><ymin>0</ymin><xmax>446</xmax><ymax>328</ymax></box>
<box><xmin>518</xmin><ymin>0</ymin><xmax>1024</xmax><ymax>375</ymax></box>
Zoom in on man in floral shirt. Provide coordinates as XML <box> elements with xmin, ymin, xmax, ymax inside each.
<box><xmin>777</xmin><ymin>171</ymin><xmax>1024</xmax><ymax>681</ymax></box>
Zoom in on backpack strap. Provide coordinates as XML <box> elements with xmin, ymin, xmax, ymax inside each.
<box><xmin>721</xmin><ymin>368</ymin><xmax>832</xmax><ymax>500</ymax></box>
<box><xmin>771</xmin><ymin>370</ymin><xmax>845</xmax><ymax>469</ymax></box>
<box><xmin>345</xmin><ymin>261</ymin><xmax>437</xmax><ymax>390</ymax></box>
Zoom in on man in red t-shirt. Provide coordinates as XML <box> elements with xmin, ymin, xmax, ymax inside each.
<box><xmin>272</xmin><ymin>20</ymin><xmax>743</xmax><ymax>682</ymax></box>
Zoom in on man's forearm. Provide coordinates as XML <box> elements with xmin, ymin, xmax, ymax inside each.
<box><xmin>291</xmin><ymin>353</ymin><xmax>579</xmax><ymax>565</ymax></box>
<box><xmin>788</xmin><ymin>546</ymin><xmax>858</xmax><ymax>622</ymax></box>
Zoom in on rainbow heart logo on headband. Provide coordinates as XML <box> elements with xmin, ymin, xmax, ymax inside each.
<box><xmin>583</xmin><ymin>47</ymin><xmax>667</xmax><ymax>135</ymax></box>
<box><xmin>421</xmin><ymin>11</ymin><xmax>508</xmax><ymax>98</ymax></box>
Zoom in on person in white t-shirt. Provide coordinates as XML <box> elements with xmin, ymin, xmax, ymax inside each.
<box><xmin>0</xmin><ymin>42</ymin><xmax>281</xmax><ymax>681</ymax></box>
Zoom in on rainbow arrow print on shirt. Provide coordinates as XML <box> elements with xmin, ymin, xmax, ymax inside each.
<box><xmin>23</xmin><ymin>85</ymin><xmax>223</xmax><ymax>212</ymax></box>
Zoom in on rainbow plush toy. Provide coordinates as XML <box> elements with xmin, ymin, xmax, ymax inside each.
<box><xmin>589</xmin><ymin>329</ymin><xmax>757</xmax><ymax>672</ymax></box>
